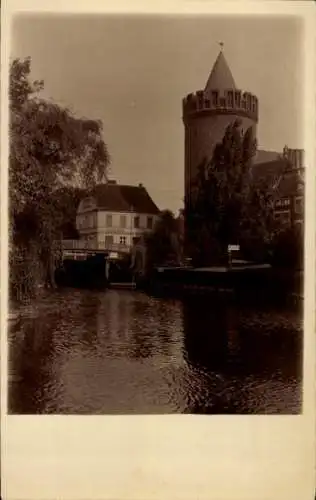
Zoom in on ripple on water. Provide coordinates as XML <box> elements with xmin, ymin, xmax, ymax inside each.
<box><xmin>8</xmin><ymin>289</ymin><xmax>303</xmax><ymax>414</ymax></box>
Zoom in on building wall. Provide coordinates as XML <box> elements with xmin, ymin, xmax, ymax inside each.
<box><xmin>95</xmin><ymin>211</ymin><xmax>158</xmax><ymax>248</ymax></box>
<box><xmin>76</xmin><ymin>207</ymin><xmax>159</xmax><ymax>249</ymax></box>
<box><xmin>273</xmin><ymin>147</ymin><xmax>305</xmax><ymax>229</ymax></box>
<box><xmin>274</xmin><ymin>194</ymin><xmax>304</xmax><ymax>229</ymax></box>
<box><xmin>182</xmin><ymin>88</ymin><xmax>258</xmax><ymax>200</ymax></box>
<box><xmin>184</xmin><ymin>114</ymin><xmax>256</xmax><ymax>196</ymax></box>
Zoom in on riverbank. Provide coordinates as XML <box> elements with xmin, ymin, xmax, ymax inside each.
<box><xmin>142</xmin><ymin>265</ymin><xmax>303</xmax><ymax>305</ymax></box>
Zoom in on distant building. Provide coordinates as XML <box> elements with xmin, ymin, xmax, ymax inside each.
<box><xmin>75</xmin><ymin>181</ymin><xmax>160</xmax><ymax>258</ymax></box>
<box><xmin>252</xmin><ymin>146</ymin><xmax>304</xmax><ymax>230</ymax></box>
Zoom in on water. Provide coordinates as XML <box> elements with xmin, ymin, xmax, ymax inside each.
<box><xmin>8</xmin><ymin>289</ymin><xmax>303</xmax><ymax>414</ymax></box>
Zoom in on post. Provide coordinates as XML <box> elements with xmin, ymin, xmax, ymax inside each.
<box><xmin>228</xmin><ymin>248</ymin><xmax>232</xmax><ymax>268</ymax></box>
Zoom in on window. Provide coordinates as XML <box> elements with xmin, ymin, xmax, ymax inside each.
<box><xmin>105</xmin><ymin>235</ymin><xmax>113</xmax><ymax>245</ymax></box>
<box><xmin>134</xmin><ymin>216</ymin><xmax>140</xmax><ymax>229</ymax></box>
<box><xmin>295</xmin><ymin>197</ymin><xmax>303</xmax><ymax>214</ymax></box>
<box><xmin>120</xmin><ymin>215</ymin><xmax>127</xmax><ymax>228</ymax></box>
<box><xmin>147</xmin><ymin>216</ymin><xmax>153</xmax><ymax>229</ymax></box>
<box><xmin>106</xmin><ymin>214</ymin><xmax>112</xmax><ymax>227</ymax></box>
<box><xmin>119</xmin><ymin>236</ymin><xmax>127</xmax><ymax>245</ymax></box>
<box><xmin>281</xmin><ymin>213</ymin><xmax>290</xmax><ymax>224</ymax></box>
<box><xmin>275</xmin><ymin>198</ymin><xmax>290</xmax><ymax>208</ymax></box>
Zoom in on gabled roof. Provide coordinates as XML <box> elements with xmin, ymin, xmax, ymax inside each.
<box><xmin>205</xmin><ymin>50</ymin><xmax>236</xmax><ymax>92</ymax></box>
<box><xmin>91</xmin><ymin>183</ymin><xmax>160</xmax><ymax>214</ymax></box>
<box><xmin>254</xmin><ymin>149</ymin><xmax>281</xmax><ymax>165</ymax></box>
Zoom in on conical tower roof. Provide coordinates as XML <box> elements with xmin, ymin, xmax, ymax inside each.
<box><xmin>205</xmin><ymin>49</ymin><xmax>236</xmax><ymax>92</ymax></box>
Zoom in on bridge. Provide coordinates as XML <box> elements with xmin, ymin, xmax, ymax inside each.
<box><xmin>61</xmin><ymin>239</ymin><xmax>132</xmax><ymax>260</ymax></box>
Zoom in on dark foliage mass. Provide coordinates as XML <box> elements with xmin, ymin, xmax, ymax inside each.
<box><xmin>10</xmin><ymin>57</ymin><xmax>110</xmax><ymax>301</ymax></box>
<box><xmin>185</xmin><ymin>120</ymin><xmax>276</xmax><ymax>266</ymax></box>
<box><xmin>145</xmin><ymin>210</ymin><xmax>183</xmax><ymax>271</ymax></box>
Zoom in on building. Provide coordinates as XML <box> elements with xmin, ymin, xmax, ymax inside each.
<box><xmin>182</xmin><ymin>46</ymin><xmax>304</xmax><ymax>238</ymax></box>
<box><xmin>253</xmin><ymin>146</ymin><xmax>304</xmax><ymax>229</ymax></box>
<box><xmin>182</xmin><ymin>46</ymin><xmax>258</xmax><ymax>203</ymax></box>
<box><xmin>75</xmin><ymin>181</ymin><xmax>160</xmax><ymax>258</ymax></box>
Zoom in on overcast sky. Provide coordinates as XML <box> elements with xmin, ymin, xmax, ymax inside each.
<box><xmin>11</xmin><ymin>14</ymin><xmax>303</xmax><ymax>213</ymax></box>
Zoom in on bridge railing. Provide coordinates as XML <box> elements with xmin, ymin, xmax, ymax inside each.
<box><xmin>61</xmin><ymin>239</ymin><xmax>132</xmax><ymax>254</ymax></box>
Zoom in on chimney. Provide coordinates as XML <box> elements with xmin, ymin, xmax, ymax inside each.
<box><xmin>138</xmin><ymin>183</ymin><xmax>143</xmax><ymax>188</ymax></box>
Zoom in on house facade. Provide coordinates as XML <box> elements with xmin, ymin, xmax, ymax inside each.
<box><xmin>75</xmin><ymin>181</ymin><xmax>160</xmax><ymax>257</ymax></box>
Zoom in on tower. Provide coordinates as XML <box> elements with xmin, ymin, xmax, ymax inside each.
<box><xmin>182</xmin><ymin>47</ymin><xmax>259</xmax><ymax>206</ymax></box>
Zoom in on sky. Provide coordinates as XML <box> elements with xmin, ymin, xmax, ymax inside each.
<box><xmin>11</xmin><ymin>14</ymin><xmax>303</xmax><ymax>214</ymax></box>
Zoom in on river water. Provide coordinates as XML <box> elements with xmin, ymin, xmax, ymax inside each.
<box><xmin>8</xmin><ymin>288</ymin><xmax>303</xmax><ymax>414</ymax></box>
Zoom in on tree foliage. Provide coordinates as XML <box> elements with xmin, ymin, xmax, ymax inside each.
<box><xmin>186</xmin><ymin>120</ymin><xmax>275</xmax><ymax>266</ymax></box>
<box><xmin>145</xmin><ymin>210</ymin><xmax>182</xmax><ymax>271</ymax></box>
<box><xmin>10</xmin><ymin>57</ymin><xmax>110</xmax><ymax>298</ymax></box>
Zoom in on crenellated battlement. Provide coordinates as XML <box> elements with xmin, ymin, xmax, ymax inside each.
<box><xmin>182</xmin><ymin>88</ymin><xmax>259</xmax><ymax>122</ymax></box>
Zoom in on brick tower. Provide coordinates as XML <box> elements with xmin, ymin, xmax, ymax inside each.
<box><xmin>182</xmin><ymin>47</ymin><xmax>259</xmax><ymax>209</ymax></box>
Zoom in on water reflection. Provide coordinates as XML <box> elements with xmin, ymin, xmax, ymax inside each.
<box><xmin>8</xmin><ymin>289</ymin><xmax>302</xmax><ymax>414</ymax></box>
<box><xmin>182</xmin><ymin>296</ymin><xmax>302</xmax><ymax>413</ymax></box>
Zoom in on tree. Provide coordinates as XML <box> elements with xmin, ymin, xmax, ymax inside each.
<box><xmin>9</xmin><ymin>57</ymin><xmax>110</xmax><ymax>298</ymax></box>
<box><xmin>186</xmin><ymin>120</ymin><xmax>275</xmax><ymax>266</ymax></box>
<box><xmin>145</xmin><ymin>210</ymin><xmax>182</xmax><ymax>272</ymax></box>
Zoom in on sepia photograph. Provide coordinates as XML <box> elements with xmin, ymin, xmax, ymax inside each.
<box><xmin>2</xmin><ymin>2</ymin><xmax>316</xmax><ymax>500</ymax></box>
<box><xmin>7</xmin><ymin>12</ymin><xmax>305</xmax><ymax>416</ymax></box>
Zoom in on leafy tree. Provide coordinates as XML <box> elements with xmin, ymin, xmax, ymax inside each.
<box><xmin>186</xmin><ymin>120</ymin><xmax>275</xmax><ymax>266</ymax></box>
<box><xmin>145</xmin><ymin>210</ymin><xmax>182</xmax><ymax>271</ymax></box>
<box><xmin>9</xmin><ymin>57</ymin><xmax>110</xmax><ymax>298</ymax></box>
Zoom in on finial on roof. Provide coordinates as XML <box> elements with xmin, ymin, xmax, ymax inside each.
<box><xmin>205</xmin><ymin>46</ymin><xmax>236</xmax><ymax>92</ymax></box>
